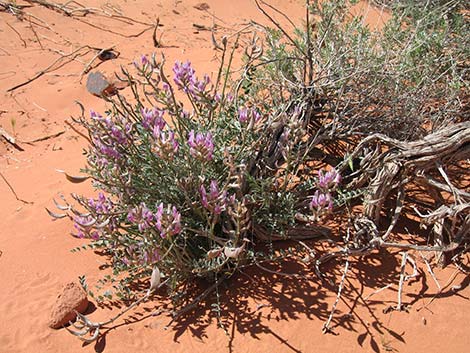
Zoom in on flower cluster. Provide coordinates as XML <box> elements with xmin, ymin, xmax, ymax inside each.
<box><xmin>188</xmin><ymin>130</ymin><xmax>214</xmax><ymax>161</ymax></box>
<box><xmin>173</xmin><ymin>61</ymin><xmax>211</xmax><ymax>99</ymax></box>
<box><xmin>127</xmin><ymin>202</ymin><xmax>155</xmax><ymax>232</ymax></box>
<box><xmin>141</xmin><ymin>107</ymin><xmax>165</xmax><ymax>130</ymax></box>
<box><xmin>309</xmin><ymin>190</ymin><xmax>333</xmax><ymax>212</ymax></box>
<box><xmin>90</xmin><ymin>110</ymin><xmax>131</xmax><ymax>162</ymax></box>
<box><xmin>238</xmin><ymin>107</ymin><xmax>261</xmax><ymax>124</ymax></box>
<box><xmin>199</xmin><ymin>180</ymin><xmax>230</xmax><ymax>215</ymax></box>
<box><xmin>73</xmin><ymin>215</ymin><xmax>100</xmax><ymax>240</ymax></box>
<box><xmin>214</xmin><ymin>92</ymin><xmax>234</xmax><ymax>104</ymax></box>
<box><xmin>317</xmin><ymin>168</ymin><xmax>341</xmax><ymax>190</ymax></box>
<box><xmin>123</xmin><ymin>244</ymin><xmax>160</xmax><ymax>267</ymax></box>
<box><xmin>309</xmin><ymin>168</ymin><xmax>341</xmax><ymax>219</ymax></box>
<box><xmin>134</xmin><ymin>54</ymin><xmax>153</xmax><ymax>74</ymax></box>
<box><xmin>155</xmin><ymin>203</ymin><xmax>182</xmax><ymax>238</ymax></box>
<box><xmin>152</xmin><ymin>126</ymin><xmax>179</xmax><ymax>160</ymax></box>
<box><xmin>127</xmin><ymin>202</ymin><xmax>182</xmax><ymax>238</ymax></box>
<box><xmin>88</xmin><ymin>192</ymin><xmax>112</xmax><ymax>214</ymax></box>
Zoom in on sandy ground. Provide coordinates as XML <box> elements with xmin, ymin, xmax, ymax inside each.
<box><xmin>0</xmin><ymin>1</ymin><xmax>469</xmax><ymax>352</ymax></box>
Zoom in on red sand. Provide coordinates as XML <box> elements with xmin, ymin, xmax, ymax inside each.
<box><xmin>0</xmin><ymin>1</ymin><xmax>468</xmax><ymax>352</ymax></box>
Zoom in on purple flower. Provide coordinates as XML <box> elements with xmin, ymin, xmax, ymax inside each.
<box><xmin>181</xmin><ymin>110</ymin><xmax>190</xmax><ymax>119</ymax></box>
<box><xmin>171</xmin><ymin>206</ymin><xmax>182</xmax><ymax>234</ymax></box>
<box><xmin>199</xmin><ymin>184</ymin><xmax>208</xmax><ymax>208</ymax></box>
<box><xmin>152</xmin><ymin>126</ymin><xmax>179</xmax><ymax>159</ymax></box>
<box><xmin>73</xmin><ymin>215</ymin><xmax>101</xmax><ymax>239</ymax></box>
<box><xmin>172</xmin><ymin>61</ymin><xmax>211</xmax><ymax>99</ymax></box>
<box><xmin>128</xmin><ymin>203</ymin><xmax>154</xmax><ymax>232</ymax></box>
<box><xmin>141</xmin><ymin>248</ymin><xmax>160</xmax><ymax>265</ymax></box>
<box><xmin>73</xmin><ymin>223</ymin><xmax>85</xmax><ymax>239</ymax></box>
<box><xmin>154</xmin><ymin>203</ymin><xmax>182</xmax><ymax>238</ymax></box>
<box><xmin>90</xmin><ymin>110</ymin><xmax>101</xmax><ymax>119</ymax></box>
<box><xmin>88</xmin><ymin>192</ymin><xmax>112</xmax><ymax>214</ymax></box>
<box><xmin>110</xmin><ymin>125</ymin><xmax>127</xmax><ymax>144</ymax></box>
<box><xmin>141</xmin><ymin>107</ymin><xmax>166</xmax><ymax>130</ymax></box>
<box><xmin>90</xmin><ymin>111</ymin><xmax>132</xmax><ymax>162</ymax></box>
<box><xmin>90</xmin><ymin>231</ymin><xmax>100</xmax><ymax>240</ymax></box>
<box><xmin>238</xmin><ymin>107</ymin><xmax>261</xmax><ymax>124</ymax></box>
<box><xmin>134</xmin><ymin>54</ymin><xmax>152</xmax><ymax>72</ymax></box>
<box><xmin>253</xmin><ymin>110</ymin><xmax>261</xmax><ymax>122</ymax></box>
<box><xmin>188</xmin><ymin>130</ymin><xmax>214</xmax><ymax>161</ymax></box>
<box><xmin>141</xmin><ymin>54</ymin><xmax>149</xmax><ymax>66</ymax></box>
<box><xmin>93</xmin><ymin>138</ymin><xmax>121</xmax><ymax>160</ymax></box>
<box><xmin>173</xmin><ymin>61</ymin><xmax>196</xmax><ymax>92</ymax></box>
<box><xmin>238</xmin><ymin>108</ymin><xmax>249</xmax><ymax>123</ymax></box>
<box><xmin>199</xmin><ymin>180</ymin><xmax>227</xmax><ymax>215</ymax></box>
<box><xmin>317</xmin><ymin>168</ymin><xmax>341</xmax><ymax>190</ymax></box>
<box><xmin>209</xmin><ymin>180</ymin><xmax>219</xmax><ymax>199</ymax></box>
<box><xmin>193</xmin><ymin>74</ymin><xmax>211</xmax><ymax>97</ymax></box>
<box><xmin>309</xmin><ymin>190</ymin><xmax>333</xmax><ymax>212</ymax></box>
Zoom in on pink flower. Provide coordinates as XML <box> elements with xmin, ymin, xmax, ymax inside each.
<box><xmin>141</xmin><ymin>107</ymin><xmax>166</xmax><ymax>130</ymax></box>
<box><xmin>173</xmin><ymin>61</ymin><xmax>211</xmax><ymax>99</ymax></box>
<box><xmin>188</xmin><ymin>130</ymin><xmax>214</xmax><ymax>161</ymax></box>
<box><xmin>152</xmin><ymin>126</ymin><xmax>179</xmax><ymax>159</ymax></box>
<box><xmin>309</xmin><ymin>190</ymin><xmax>333</xmax><ymax>211</ymax></box>
<box><xmin>127</xmin><ymin>203</ymin><xmax>153</xmax><ymax>232</ymax></box>
<box><xmin>199</xmin><ymin>185</ymin><xmax>209</xmax><ymax>208</ymax></box>
<box><xmin>238</xmin><ymin>107</ymin><xmax>261</xmax><ymax>124</ymax></box>
<box><xmin>199</xmin><ymin>180</ymin><xmax>227</xmax><ymax>215</ymax></box>
<box><xmin>238</xmin><ymin>108</ymin><xmax>249</xmax><ymax>123</ymax></box>
<box><xmin>154</xmin><ymin>203</ymin><xmax>182</xmax><ymax>238</ymax></box>
<box><xmin>317</xmin><ymin>168</ymin><xmax>341</xmax><ymax>190</ymax></box>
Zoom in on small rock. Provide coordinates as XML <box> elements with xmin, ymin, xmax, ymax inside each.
<box><xmin>194</xmin><ymin>3</ymin><xmax>210</xmax><ymax>11</ymax></box>
<box><xmin>86</xmin><ymin>71</ymin><xmax>111</xmax><ymax>96</ymax></box>
<box><xmin>49</xmin><ymin>282</ymin><xmax>89</xmax><ymax>329</ymax></box>
<box><xmin>97</xmin><ymin>49</ymin><xmax>119</xmax><ymax>62</ymax></box>
<box><xmin>86</xmin><ymin>71</ymin><xmax>129</xmax><ymax>97</ymax></box>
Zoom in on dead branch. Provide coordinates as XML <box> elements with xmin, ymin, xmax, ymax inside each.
<box><xmin>28</xmin><ymin>16</ymin><xmax>44</xmax><ymax>49</ymax></box>
<box><xmin>396</xmin><ymin>252</ymin><xmax>407</xmax><ymax>311</ymax></box>
<box><xmin>79</xmin><ymin>45</ymin><xmax>117</xmax><ymax>81</ymax></box>
<box><xmin>5</xmin><ymin>22</ymin><xmax>27</xmax><ymax>47</ymax></box>
<box><xmin>340</xmin><ymin>122</ymin><xmax>470</xmax><ymax>256</ymax></box>
<box><xmin>0</xmin><ymin>127</ymin><xmax>23</xmax><ymax>151</ymax></box>
<box><xmin>254</xmin><ymin>0</ymin><xmax>306</xmax><ymax>57</ymax></box>
<box><xmin>73</xmin><ymin>17</ymin><xmax>155</xmax><ymax>38</ymax></box>
<box><xmin>323</xmin><ymin>258</ymin><xmax>349</xmax><ymax>333</ymax></box>
<box><xmin>0</xmin><ymin>171</ymin><xmax>33</xmax><ymax>204</ymax></box>
<box><xmin>420</xmin><ymin>252</ymin><xmax>441</xmax><ymax>291</ymax></box>
<box><xmin>20</xmin><ymin>130</ymin><xmax>65</xmax><ymax>144</ymax></box>
<box><xmin>152</xmin><ymin>18</ymin><xmax>160</xmax><ymax>47</ymax></box>
<box><xmin>0</xmin><ymin>0</ymin><xmax>31</xmax><ymax>18</ymax></box>
<box><xmin>67</xmin><ymin>277</ymin><xmax>169</xmax><ymax>343</ymax></box>
<box><xmin>6</xmin><ymin>46</ymin><xmax>93</xmax><ymax>92</ymax></box>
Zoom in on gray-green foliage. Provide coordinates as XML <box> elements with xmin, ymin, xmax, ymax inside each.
<box><xmin>246</xmin><ymin>0</ymin><xmax>468</xmax><ymax>140</ymax></box>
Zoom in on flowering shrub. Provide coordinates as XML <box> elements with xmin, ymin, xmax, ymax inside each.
<box><xmin>53</xmin><ymin>51</ymin><xmax>342</xmax><ymax>302</ymax></box>
<box><xmin>51</xmin><ymin>1</ymin><xmax>468</xmax><ymax>340</ymax></box>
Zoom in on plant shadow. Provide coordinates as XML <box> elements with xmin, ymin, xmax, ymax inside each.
<box><xmin>163</xmin><ymin>242</ymin><xmax>408</xmax><ymax>353</ymax></box>
<box><xmin>85</xmin><ymin>227</ymin><xmax>469</xmax><ymax>353</ymax></box>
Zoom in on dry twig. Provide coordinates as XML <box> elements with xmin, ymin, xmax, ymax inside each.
<box><xmin>0</xmin><ymin>171</ymin><xmax>33</xmax><ymax>204</ymax></box>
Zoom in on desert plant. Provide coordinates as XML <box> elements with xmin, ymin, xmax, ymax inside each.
<box><xmin>50</xmin><ymin>0</ymin><xmax>469</xmax><ymax>341</ymax></box>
